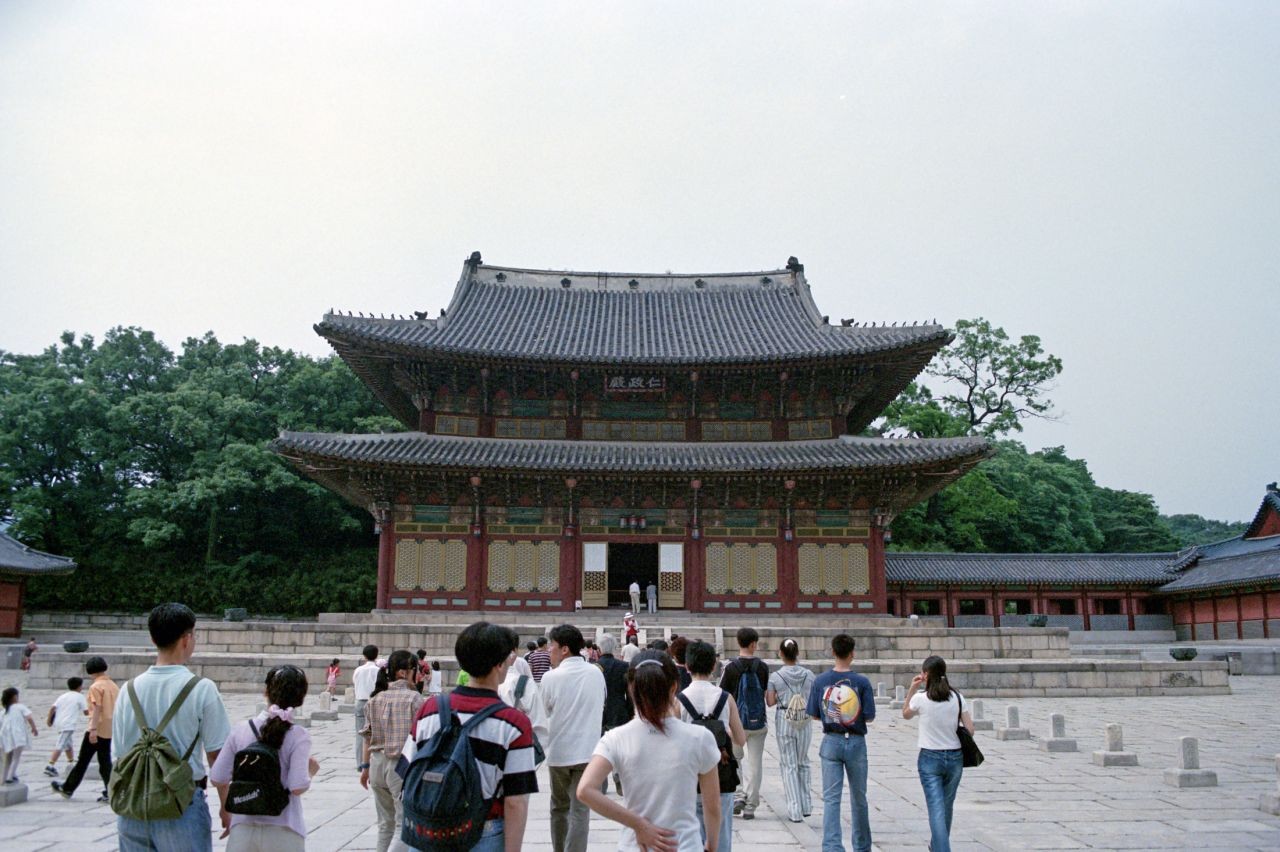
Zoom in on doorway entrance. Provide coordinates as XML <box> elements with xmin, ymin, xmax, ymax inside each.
<box><xmin>608</xmin><ymin>543</ymin><xmax>658</xmax><ymax>609</ymax></box>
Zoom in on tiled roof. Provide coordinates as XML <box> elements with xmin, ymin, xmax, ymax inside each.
<box><xmin>1243</xmin><ymin>490</ymin><xmax>1280</xmax><ymax>539</ymax></box>
<box><xmin>1158</xmin><ymin>546</ymin><xmax>1280</xmax><ymax>592</ymax></box>
<box><xmin>885</xmin><ymin>552</ymin><xmax>1179</xmax><ymax>586</ymax></box>
<box><xmin>0</xmin><ymin>531</ymin><xmax>77</xmax><ymax>577</ymax></box>
<box><xmin>273</xmin><ymin>431</ymin><xmax>992</xmax><ymax>475</ymax></box>
<box><xmin>317</xmin><ymin>259</ymin><xmax>950</xmax><ymax>366</ymax></box>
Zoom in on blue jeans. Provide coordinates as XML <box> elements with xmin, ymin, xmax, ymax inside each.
<box><xmin>917</xmin><ymin>749</ymin><xmax>963</xmax><ymax>852</ymax></box>
<box><xmin>117</xmin><ymin>786</ymin><xmax>212</xmax><ymax>852</ymax></box>
<box><xmin>697</xmin><ymin>791</ymin><xmax>735</xmax><ymax>852</ymax></box>
<box><xmin>820</xmin><ymin>733</ymin><xmax>870</xmax><ymax>852</ymax></box>
<box><xmin>471</xmin><ymin>817</ymin><xmax>505</xmax><ymax>852</ymax></box>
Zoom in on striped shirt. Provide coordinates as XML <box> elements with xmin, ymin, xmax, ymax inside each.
<box><xmin>399</xmin><ymin>686</ymin><xmax>538</xmax><ymax>819</ymax></box>
<box><xmin>527</xmin><ymin>650</ymin><xmax>551</xmax><ymax>683</ymax></box>
<box><xmin>361</xmin><ymin>680</ymin><xmax>424</xmax><ymax>758</ymax></box>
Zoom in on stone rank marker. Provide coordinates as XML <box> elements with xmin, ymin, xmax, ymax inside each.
<box><xmin>875</xmin><ymin>682</ymin><xmax>887</xmax><ymax>700</ymax></box>
<box><xmin>1040</xmin><ymin>713</ymin><xmax>1077</xmax><ymax>752</ymax></box>
<box><xmin>996</xmin><ymin>704</ymin><xmax>1030</xmax><ymax>741</ymax></box>
<box><xmin>0</xmin><ymin>780</ymin><xmax>27</xmax><ymax>808</ymax></box>
<box><xmin>970</xmin><ymin>698</ymin><xmax>994</xmax><ymax>732</ymax></box>
<box><xmin>1092</xmin><ymin>723</ymin><xmax>1138</xmax><ymax>767</ymax></box>
<box><xmin>1261</xmin><ymin>754</ymin><xmax>1280</xmax><ymax>815</ymax></box>
<box><xmin>1163</xmin><ymin>736</ymin><xmax>1218</xmax><ymax>788</ymax></box>
<box><xmin>889</xmin><ymin>684</ymin><xmax>906</xmax><ymax>710</ymax></box>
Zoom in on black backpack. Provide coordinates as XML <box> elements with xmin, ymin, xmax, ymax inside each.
<box><xmin>225</xmin><ymin>720</ymin><xmax>291</xmax><ymax>816</ymax></box>
<box><xmin>401</xmin><ymin>692</ymin><xmax>507</xmax><ymax>850</ymax></box>
<box><xmin>677</xmin><ymin>691</ymin><xmax>740</xmax><ymax>794</ymax></box>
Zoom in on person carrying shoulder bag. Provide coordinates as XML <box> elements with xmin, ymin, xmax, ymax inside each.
<box><xmin>901</xmin><ymin>655</ymin><xmax>974</xmax><ymax>852</ymax></box>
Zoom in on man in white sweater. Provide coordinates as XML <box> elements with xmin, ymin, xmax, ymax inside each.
<box><xmin>538</xmin><ymin>624</ymin><xmax>606</xmax><ymax>852</ymax></box>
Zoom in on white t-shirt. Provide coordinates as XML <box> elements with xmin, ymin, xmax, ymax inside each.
<box><xmin>53</xmin><ymin>691</ymin><xmax>88</xmax><ymax>732</ymax></box>
<box><xmin>908</xmin><ymin>689</ymin><xmax>962</xmax><ymax>751</ymax></box>
<box><xmin>593</xmin><ymin>716</ymin><xmax>721</xmax><ymax>852</ymax></box>
<box><xmin>678</xmin><ymin>680</ymin><xmax>733</xmax><ymax>727</ymax></box>
<box><xmin>353</xmin><ymin>661</ymin><xmax>381</xmax><ymax>701</ymax></box>
<box><xmin>538</xmin><ymin>656</ymin><xmax>606</xmax><ymax>766</ymax></box>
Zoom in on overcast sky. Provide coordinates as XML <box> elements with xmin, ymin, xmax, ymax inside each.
<box><xmin>2</xmin><ymin>2</ymin><xmax>1276</xmax><ymax>523</ymax></box>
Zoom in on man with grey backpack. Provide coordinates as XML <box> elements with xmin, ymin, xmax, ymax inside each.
<box><xmin>766</xmin><ymin>638</ymin><xmax>816</xmax><ymax>822</ymax></box>
<box><xmin>111</xmin><ymin>602</ymin><xmax>231</xmax><ymax>852</ymax></box>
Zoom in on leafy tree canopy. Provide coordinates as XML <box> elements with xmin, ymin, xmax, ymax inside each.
<box><xmin>1</xmin><ymin>327</ymin><xmax>397</xmax><ymax>615</ymax></box>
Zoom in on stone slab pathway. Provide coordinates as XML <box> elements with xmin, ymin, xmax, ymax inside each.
<box><xmin>3</xmin><ymin>676</ymin><xmax>1279</xmax><ymax>850</ymax></box>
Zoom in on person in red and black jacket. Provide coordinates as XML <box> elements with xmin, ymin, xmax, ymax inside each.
<box><xmin>398</xmin><ymin>623</ymin><xmax>537</xmax><ymax>852</ymax></box>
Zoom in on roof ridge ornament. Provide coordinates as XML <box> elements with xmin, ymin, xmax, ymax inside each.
<box><xmin>466</xmin><ymin>250</ymin><xmax>482</xmax><ymax>270</ymax></box>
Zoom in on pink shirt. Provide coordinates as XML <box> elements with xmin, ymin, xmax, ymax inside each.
<box><xmin>210</xmin><ymin>712</ymin><xmax>312</xmax><ymax>838</ymax></box>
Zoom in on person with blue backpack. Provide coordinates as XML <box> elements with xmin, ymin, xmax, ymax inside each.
<box><xmin>398</xmin><ymin>622</ymin><xmax>536</xmax><ymax>851</ymax></box>
<box><xmin>717</xmin><ymin>626</ymin><xmax>769</xmax><ymax>821</ymax></box>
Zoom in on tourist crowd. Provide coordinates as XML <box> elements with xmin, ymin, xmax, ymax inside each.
<box><xmin>2</xmin><ymin>604</ymin><xmax>977</xmax><ymax>852</ymax></box>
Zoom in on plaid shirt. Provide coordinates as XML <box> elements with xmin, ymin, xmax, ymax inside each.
<box><xmin>361</xmin><ymin>680</ymin><xmax>425</xmax><ymax>757</ymax></box>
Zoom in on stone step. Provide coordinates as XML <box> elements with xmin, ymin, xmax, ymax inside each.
<box><xmin>26</xmin><ymin>649</ymin><xmax>1231</xmax><ymax>697</ymax></box>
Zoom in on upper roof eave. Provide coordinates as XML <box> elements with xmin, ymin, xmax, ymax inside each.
<box><xmin>315</xmin><ymin>255</ymin><xmax>951</xmax><ymax>366</ymax></box>
<box><xmin>316</xmin><ymin>319</ymin><xmax>953</xmax><ymax>368</ymax></box>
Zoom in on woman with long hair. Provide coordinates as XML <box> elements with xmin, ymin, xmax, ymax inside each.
<box><xmin>901</xmin><ymin>655</ymin><xmax>974</xmax><ymax>852</ymax></box>
<box><xmin>765</xmin><ymin>638</ymin><xmax>815</xmax><ymax>822</ymax></box>
<box><xmin>578</xmin><ymin>651</ymin><xmax>724</xmax><ymax>852</ymax></box>
<box><xmin>211</xmin><ymin>665</ymin><xmax>318</xmax><ymax>851</ymax></box>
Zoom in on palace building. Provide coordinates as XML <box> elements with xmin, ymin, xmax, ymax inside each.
<box><xmin>273</xmin><ymin>253</ymin><xmax>992</xmax><ymax>614</ymax></box>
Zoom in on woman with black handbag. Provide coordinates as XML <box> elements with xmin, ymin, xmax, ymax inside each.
<box><xmin>901</xmin><ymin>656</ymin><xmax>975</xmax><ymax>852</ymax></box>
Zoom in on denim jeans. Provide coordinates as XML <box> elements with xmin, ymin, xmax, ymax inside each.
<box><xmin>697</xmin><ymin>791</ymin><xmax>735</xmax><ymax>851</ymax></box>
<box><xmin>471</xmin><ymin>818</ymin><xmax>505</xmax><ymax>852</ymax></box>
<box><xmin>117</xmin><ymin>786</ymin><xmax>212</xmax><ymax>852</ymax></box>
<box><xmin>917</xmin><ymin>748</ymin><xmax>963</xmax><ymax>852</ymax></box>
<box><xmin>819</xmin><ymin>733</ymin><xmax>870</xmax><ymax>852</ymax></box>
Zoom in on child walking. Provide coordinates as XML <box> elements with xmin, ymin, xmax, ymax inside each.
<box><xmin>326</xmin><ymin>659</ymin><xmax>341</xmax><ymax>695</ymax></box>
<box><xmin>44</xmin><ymin>677</ymin><xmax>87</xmax><ymax>777</ymax></box>
<box><xmin>1</xmin><ymin>687</ymin><xmax>39</xmax><ymax>784</ymax></box>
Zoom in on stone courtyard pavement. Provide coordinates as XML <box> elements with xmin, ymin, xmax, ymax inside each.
<box><xmin>2</xmin><ymin>677</ymin><xmax>1279</xmax><ymax>851</ymax></box>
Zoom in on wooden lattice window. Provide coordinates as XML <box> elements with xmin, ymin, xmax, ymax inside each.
<box><xmin>798</xmin><ymin>543</ymin><xmax>869</xmax><ymax>595</ymax></box>
<box><xmin>488</xmin><ymin>540</ymin><xmax>560</xmax><ymax>592</ymax></box>
<box><xmin>705</xmin><ymin>543</ymin><xmax>777</xmax><ymax>594</ymax></box>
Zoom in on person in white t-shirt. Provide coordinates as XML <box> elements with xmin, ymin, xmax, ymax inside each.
<box><xmin>44</xmin><ymin>677</ymin><xmax>88</xmax><ymax>776</ymax></box>
<box><xmin>578</xmin><ymin>651</ymin><xmax>723</xmax><ymax>852</ymax></box>
<box><xmin>902</xmin><ymin>656</ymin><xmax>974</xmax><ymax>852</ymax></box>
<box><xmin>628</xmin><ymin>582</ymin><xmax>641</xmax><ymax>615</ymax></box>
<box><xmin>678</xmin><ymin>641</ymin><xmax>745</xmax><ymax>852</ymax></box>
<box><xmin>351</xmin><ymin>645</ymin><xmax>381</xmax><ymax>771</ymax></box>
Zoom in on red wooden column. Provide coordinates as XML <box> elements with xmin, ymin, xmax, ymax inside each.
<box><xmin>1212</xmin><ymin>596</ymin><xmax>1221</xmax><ymax>640</ymax></box>
<box><xmin>867</xmin><ymin>526</ymin><xmax>888</xmax><ymax>613</ymax></box>
<box><xmin>374</xmin><ymin>504</ymin><xmax>394</xmax><ymax>610</ymax></box>
<box><xmin>777</xmin><ymin>532</ymin><xmax>798</xmax><ymax>611</ymax></box>
<box><xmin>991</xmin><ymin>590</ymin><xmax>1000</xmax><ymax>627</ymax></box>
<box><xmin>1264</xmin><ymin>591</ymin><xmax>1273</xmax><ymax>639</ymax></box>
<box><xmin>1080</xmin><ymin>591</ymin><xmax>1091</xmax><ymax>631</ymax></box>
<box><xmin>945</xmin><ymin>586</ymin><xmax>955</xmax><ymax>628</ymax></box>
<box><xmin>1237</xmin><ymin>592</ymin><xmax>1245</xmax><ymax>640</ymax></box>
<box><xmin>1126</xmin><ymin>590</ymin><xmax>1136</xmax><ymax>631</ymax></box>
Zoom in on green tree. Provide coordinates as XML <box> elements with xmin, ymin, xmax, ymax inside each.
<box><xmin>3</xmin><ymin>326</ymin><xmax>396</xmax><ymax>616</ymax></box>
<box><xmin>924</xmin><ymin>317</ymin><xmax>1063</xmax><ymax>437</ymax></box>
<box><xmin>1162</xmin><ymin>513</ymin><xmax>1248</xmax><ymax>547</ymax></box>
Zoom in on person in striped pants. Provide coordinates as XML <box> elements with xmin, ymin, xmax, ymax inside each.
<box><xmin>766</xmin><ymin>638</ymin><xmax>817</xmax><ymax>822</ymax></box>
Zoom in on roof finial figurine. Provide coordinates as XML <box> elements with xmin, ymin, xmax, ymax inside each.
<box><xmin>786</xmin><ymin>256</ymin><xmax>804</xmax><ymax>273</ymax></box>
<box><xmin>414</xmin><ymin>311</ymin><xmax>428</xmax><ymax>320</ymax></box>
<box><xmin>466</xmin><ymin>250</ymin><xmax>483</xmax><ymax>269</ymax></box>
